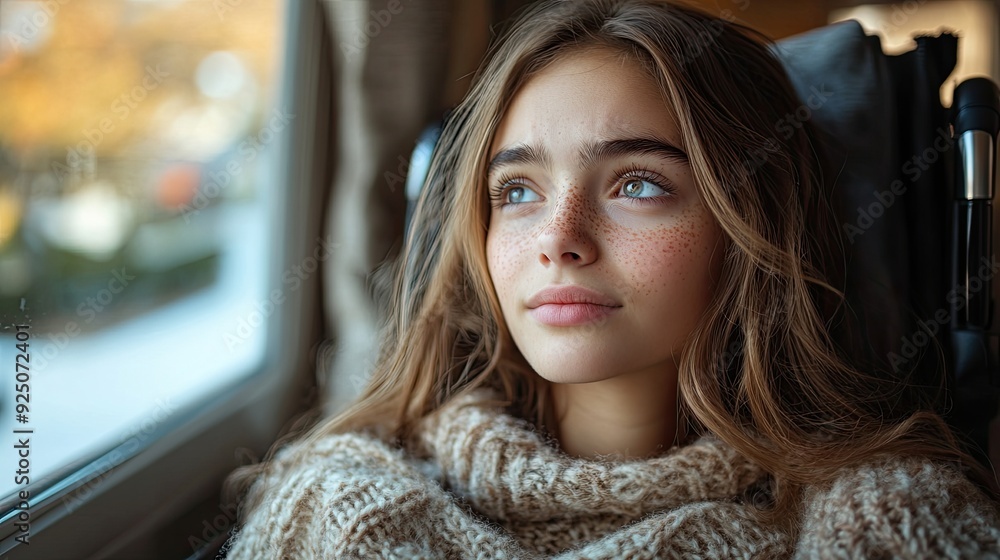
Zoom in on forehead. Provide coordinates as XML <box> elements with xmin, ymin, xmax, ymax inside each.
<box><xmin>491</xmin><ymin>47</ymin><xmax>682</xmax><ymax>157</ymax></box>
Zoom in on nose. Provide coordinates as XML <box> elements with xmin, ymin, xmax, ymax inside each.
<box><xmin>537</xmin><ymin>191</ymin><xmax>598</xmax><ymax>267</ymax></box>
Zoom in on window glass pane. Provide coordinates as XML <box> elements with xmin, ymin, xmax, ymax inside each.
<box><xmin>0</xmin><ymin>0</ymin><xmax>286</xmax><ymax>502</ymax></box>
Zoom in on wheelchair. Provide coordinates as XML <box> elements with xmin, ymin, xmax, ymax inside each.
<box><xmin>404</xmin><ymin>19</ymin><xmax>1000</xmax><ymax>476</ymax></box>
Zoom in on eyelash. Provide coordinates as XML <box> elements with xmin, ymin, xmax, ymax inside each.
<box><xmin>487</xmin><ymin>172</ymin><xmax>525</xmax><ymax>207</ymax></box>
<box><xmin>488</xmin><ymin>167</ymin><xmax>676</xmax><ymax>208</ymax></box>
<box><xmin>611</xmin><ymin>164</ymin><xmax>677</xmax><ymax>205</ymax></box>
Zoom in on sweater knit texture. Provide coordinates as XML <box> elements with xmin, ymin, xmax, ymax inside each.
<box><xmin>224</xmin><ymin>390</ymin><xmax>1000</xmax><ymax>559</ymax></box>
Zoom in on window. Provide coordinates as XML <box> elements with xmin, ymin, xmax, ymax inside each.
<box><xmin>0</xmin><ymin>1</ymin><xmax>325</xmax><ymax>556</ymax></box>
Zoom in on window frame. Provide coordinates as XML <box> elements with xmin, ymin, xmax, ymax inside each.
<box><xmin>0</xmin><ymin>0</ymin><xmax>331</xmax><ymax>556</ymax></box>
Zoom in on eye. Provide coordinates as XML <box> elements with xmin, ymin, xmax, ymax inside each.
<box><xmin>504</xmin><ymin>185</ymin><xmax>541</xmax><ymax>204</ymax></box>
<box><xmin>613</xmin><ymin>167</ymin><xmax>675</xmax><ymax>202</ymax></box>
<box><xmin>620</xmin><ymin>178</ymin><xmax>666</xmax><ymax>199</ymax></box>
<box><xmin>489</xmin><ymin>174</ymin><xmax>542</xmax><ymax>207</ymax></box>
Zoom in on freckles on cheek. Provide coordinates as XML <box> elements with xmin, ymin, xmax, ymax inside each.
<box><xmin>621</xmin><ymin>218</ymin><xmax>710</xmax><ymax>299</ymax></box>
<box><xmin>487</xmin><ymin>227</ymin><xmax>525</xmax><ymax>292</ymax></box>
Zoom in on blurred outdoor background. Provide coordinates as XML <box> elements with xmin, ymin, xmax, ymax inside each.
<box><xmin>0</xmin><ymin>0</ymin><xmax>281</xmax><ymax>334</ymax></box>
<box><xmin>0</xmin><ymin>0</ymin><xmax>284</xmax><ymax>503</ymax></box>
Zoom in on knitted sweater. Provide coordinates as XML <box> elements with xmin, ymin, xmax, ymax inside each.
<box><xmin>224</xmin><ymin>390</ymin><xmax>1000</xmax><ymax>559</ymax></box>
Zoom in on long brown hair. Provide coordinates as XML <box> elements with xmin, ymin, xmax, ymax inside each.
<box><xmin>229</xmin><ymin>0</ymin><xmax>991</xmax><ymax>525</ymax></box>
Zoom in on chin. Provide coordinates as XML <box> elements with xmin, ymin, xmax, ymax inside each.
<box><xmin>526</xmin><ymin>355</ymin><xmax>624</xmax><ymax>385</ymax></box>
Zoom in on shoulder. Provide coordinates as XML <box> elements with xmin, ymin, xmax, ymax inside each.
<box><xmin>224</xmin><ymin>432</ymin><xmax>431</xmax><ymax>558</ymax></box>
<box><xmin>224</xmin><ymin>430</ymin><xmax>523</xmax><ymax>559</ymax></box>
<box><xmin>797</xmin><ymin>455</ymin><xmax>1000</xmax><ymax>559</ymax></box>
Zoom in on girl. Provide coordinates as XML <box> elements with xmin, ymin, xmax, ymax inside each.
<box><xmin>224</xmin><ymin>0</ymin><xmax>1000</xmax><ymax>557</ymax></box>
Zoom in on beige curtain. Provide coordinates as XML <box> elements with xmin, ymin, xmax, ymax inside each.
<box><xmin>319</xmin><ymin>1</ymin><xmax>492</xmax><ymax>413</ymax></box>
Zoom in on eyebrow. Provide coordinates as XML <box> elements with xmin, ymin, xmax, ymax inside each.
<box><xmin>580</xmin><ymin>138</ymin><xmax>688</xmax><ymax>168</ymax></box>
<box><xmin>487</xmin><ymin>144</ymin><xmax>551</xmax><ymax>176</ymax></box>
<box><xmin>487</xmin><ymin>137</ymin><xmax>688</xmax><ymax>176</ymax></box>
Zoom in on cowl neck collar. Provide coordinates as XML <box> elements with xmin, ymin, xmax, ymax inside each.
<box><xmin>411</xmin><ymin>389</ymin><xmax>767</xmax><ymax>524</ymax></box>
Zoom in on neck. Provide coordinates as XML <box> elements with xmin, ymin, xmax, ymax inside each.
<box><xmin>548</xmin><ymin>365</ymin><xmax>681</xmax><ymax>460</ymax></box>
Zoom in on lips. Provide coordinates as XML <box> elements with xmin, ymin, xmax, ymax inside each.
<box><xmin>526</xmin><ymin>285</ymin><xmax>621</xmax><ymax>308</ymax></box>
<box><xmin>526</xmin><ymin>285</ymin><xmax>621</xmax><ymax>327</ymax></box>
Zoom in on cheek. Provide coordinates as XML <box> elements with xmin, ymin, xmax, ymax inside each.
<box><xmin>486</xmin><ymin>226</ymin><xmax>524</xmax><ymax>300</ymax></box>
<box><xmin>624</xmin><ymin>212</ymin><xmax>720</xmax><ymax>304</ymax></box>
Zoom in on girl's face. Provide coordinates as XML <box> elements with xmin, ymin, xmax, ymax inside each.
<box><xmin>485</xmin><ymin>47</ymin><xmax>724</xmax><ymax>384</ymax></box>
